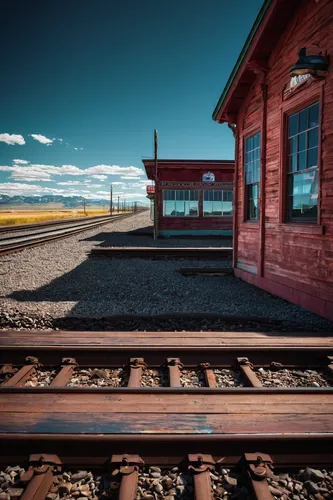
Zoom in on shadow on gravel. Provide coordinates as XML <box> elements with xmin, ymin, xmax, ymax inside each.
<box><xmin>80</xmin><ymin>229</ymin><xmax>232</xmax><ymax>248</ymax></box>
<box><xmin>6</xmin><ymin>253</ymin><xmax>333</xmax><ymax>332</ymax></box>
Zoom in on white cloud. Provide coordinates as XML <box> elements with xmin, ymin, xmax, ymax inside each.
<box><xmin>0</xmin><ymin>134</ymin><xmax>25</xmax><ymax>146</ymax></box>
<box><xmin>84</xmin><ymin>180</ymin><xmax>91</xmax><ymax>183</ymax></box>
<box><xmin>87</xmin><ymin>165</ymin><xmax>143</xmax><ymax>177</ymax></box>
<box><xmin>92</xmin><ymin>174</ymin><xmax>107</xmax><ymax>181</ymax></box>
<box><xmin>57</xmin><ymin>181</ymin><xmax>85</xmax><ymax>186</ymax></box>
<box><xmin>13</xmin><ymin>159</ymin><xmax>29</xmax><ymax>165</ymax></box>
<box><xmin>121</xmin><ymin>175</ymin><xmax>141</xmax><ymax>180</ymax></box>
<box><xmin>30</xmin><ymin>134</ymin><xmax>54</xmax><ymax>146</ymax></box>
<box><xmin>58</xmin><ymin>138</ymin><xmax>63</xmax><ymax>143</ymax></box>
<box><xmin>111</xmin><ymin>182</ymin><xmax>125</xmax><ymax>186</ymax></box>
<box><xmin>74</xmin><ymin>147</ymin><xmax>78</xmax><ymax>151</ymax></box>
<box><xmin>0</xmin><ymin>163</ymin><xmax>145</xmax><ymax>183</ymax></box>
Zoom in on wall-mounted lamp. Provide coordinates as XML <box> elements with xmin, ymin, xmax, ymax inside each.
<box><xmin>289</xmin><ymin>48</ymin><xmax>328</xmax><ymax>77</ymax></box>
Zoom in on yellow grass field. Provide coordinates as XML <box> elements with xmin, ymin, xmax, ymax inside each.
<box><xmin>0</xmin><ymin>208</ymin><xmax>112</xmax><ymax>226</ymax></box>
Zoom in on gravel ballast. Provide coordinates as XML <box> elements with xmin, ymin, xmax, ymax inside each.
<box><xmin>1</xmin><ymin>211</ymin><xmax>333</xmax><ymax>331</ymax></box>
<box><xmin>256</xmin><ymin>368</ymin><xmax>332</xmax><ymax>387</ymax></box>
<box><xmin>68</xmin><ymin>368</ymin><xmax>128</xmax><ymax>387</ymax></box>
<box><xmin>0</xmin><ymin>465</ymin><xmax>27</xmax><ymax>500</ymax></box>
<box><xmin>213</xmin><ymin>369</ymin><xmax>244</xmax><ymax>387</ymax></box>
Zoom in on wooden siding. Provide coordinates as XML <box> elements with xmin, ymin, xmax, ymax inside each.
<box><xmin>235</xmin><ymin>0</ymin><xmax>333</xmax><ymax>319</ymax></box>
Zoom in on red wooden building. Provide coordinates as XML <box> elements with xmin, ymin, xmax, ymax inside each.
<box><xmin>213</xmin><ymin>0</ymin><xmax>333</xmax><ymax>320</ymax></box>
<box><xmin>142</xmin><ymin>159</ymin><xmax>234</xmax><ymax>237</ymax></box>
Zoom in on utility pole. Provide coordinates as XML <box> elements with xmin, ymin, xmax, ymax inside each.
<box><xmin>83</xmin><ymin>198</ymin><xmax>86</xmax><ymax>216</ymax></box>
<box><xmin>153</xmin><ymin>129</ymin><xmax>158</xmax><ymax>239</ymax></box>
<box><xmin>118</xmin><ymin>196</ymin><xmax>120</xmax><ymax>213</ymax></box>
<box><xmin>110</xmin><ymin>184</ymin><xmax>113</xmax><ymax>215</ymax></box>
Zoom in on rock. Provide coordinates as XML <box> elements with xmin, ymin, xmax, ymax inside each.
<box><xmin>7</xmin><ymin>489</ymin><xmax>24</xmax><ymax>500</ymax></box>
<box><xmin>46</xmin><ymin>494</ymin><xmax>59</xmax><ymax>500</ymax></box>
<box><xmin>78</xmin><ymin>485</ymin><xmax>90</xmax><ymax>496</ymax></box>
<box><xmin>71</xmin><ymin>472</ymin><xmax>88</xmax><ymax>482</ymax></box>
<box><xmin>225</xmin><ymin>475</ymin><xmax>237</xmax><ymax>486</ymax></box>
<box><xmin>0</xmin><ymin>494</ymin><xmax>10</xmax><ymax>500</ymax></box>
<box><xmin>154</xmin><ymin>483</ymin><xmax>163</xmax><ymax>493</ymax></box>
<box><xmin>150</xmin><ymin>472</ymin><xmax>161</xmax><ymax>478</ymax></box>
<box><xmin>304</xmin><ymin>481</ymin><xmax>319</xmax><ymax>494</ymax></box>
<box><xmin>142</xmin><ymin>495</ymin><xmax>154</xmax><ymax>500</ymax></box>
<box><xmin>162</xmin><ymin>478</ymin><xmax>173</xmax><ymax>490</ymax></box>
<box><xmin>149</xmin><ymin>467</ymin><xmax>161</xmax><ymax>473</ymax></box>
<box><xmin>308</xmin><ymin>468</ymin><xmax>325</xmax><ymax>482</ymax></box>
<box><xmin>58</xmin><ymin>483</ymin><xmax>72</xmax><ymax>495</ymax></box>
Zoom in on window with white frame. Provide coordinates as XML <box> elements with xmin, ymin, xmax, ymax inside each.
<box><xmin>244</xmin><ymin>132</ymin><xmax>260</xmax><ymax>221</ymax></box>
<box><xmin>163</xmin><ymin>190</ymin><xmax>199</xmax><ymax>217</ymax></box>
<box><xmin>203</xmin><ymin>190</ymin><xmax>233</xmax><ymax>216</ymax></box>
<box><xmin>287</xmin><ymin>102</ymin><xmax>319</xmax><ymax>222</ymax></box>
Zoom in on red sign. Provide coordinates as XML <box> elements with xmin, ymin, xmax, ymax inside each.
<box><xmin>147</xmin><ymin>185</ymin><xmax>155</xmax><ymax>194</ymax></box>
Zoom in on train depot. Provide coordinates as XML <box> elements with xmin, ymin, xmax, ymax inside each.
<box><xmin>143</xmin><ymin>159</ymin><xmax>234</xmax><ymax>238</ymax></box>
<box><xmin>213</xmin><ymin>0</ymin><xmax>333</xmax><ymax>320</ymax></box>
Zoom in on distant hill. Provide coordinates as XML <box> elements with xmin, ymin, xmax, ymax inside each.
<box><xmin>0</xmin><ymin>194</ymin><xmax>147</xmax><ymax>208</ymax></box>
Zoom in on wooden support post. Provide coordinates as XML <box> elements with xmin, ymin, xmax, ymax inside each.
<box><xmin>51</xmin><ymin>358</ymin><xmax>78</xmax><ymax>387</ymax></box>
<box><xmin>242</xmin><ymin>453</ymin><xmax>273</xmax><ymax>500</ymax></box>
<box><xmin>200</xmin><ymin>363</ymin><xmax>217</xmax><ymax>388</ymax></box>
<box><xmin>188</xmin><ymin>454</ymin><xmax>215</xmax><ymax>500</ymax></box>
<box><xmin>111</xmin><ymin>455</ymin><xmax>144</xmax><ymax>500</ymax></box>
<box><xmin>237</xmin><ymin>357</ymin><xmax>262</xmax><ymax>388</ymax></box>
<box><xmin>167</xmin><ymin>358</ymin><xmax>183</xmax><ymax>387</ymax></box>
<box><xmin>2</xmin><ymin>356</ymin><xmax>40</xmax><ymax>387</ymax></box>
<box><xmin>20</xmin><ymin>455</ymin><xmax>62</xmax><ymax>500</ymax></box>
<box><xmin>127</xmin><ymin>358</ymin><xmax>146</xmax><ymax>388</ymax></box>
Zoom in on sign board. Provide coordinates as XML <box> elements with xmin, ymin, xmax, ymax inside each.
<box><xmin>202</xmin><ymin>171</ymin><xmax>215</xmax><ymax>182</ymax></box>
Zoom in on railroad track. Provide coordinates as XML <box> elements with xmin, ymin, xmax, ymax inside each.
<box><xmin>1</xmin><ymin>330</ymin><xmax>332</xmax><ymax>499</ymax></box>
<box><xmin>0</xmin><ymin>214</ymin><xmax>121</xmax><ymax>234</ymax></box>
<box><xmin>0</xmin><ymin>213</ymin><xmax>133</xmax><ymax>256</ymax></box>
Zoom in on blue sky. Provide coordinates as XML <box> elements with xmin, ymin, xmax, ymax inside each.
<box><xmin>0</xmin><ymin>0</ymin><xmax>263</xmax><ymax>202</ymax></box>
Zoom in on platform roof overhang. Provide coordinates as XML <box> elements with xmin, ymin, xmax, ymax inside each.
<box><xmin>142</xmin><ymin>159</ymin><xmax>235</xmax><ymax>181</ymax></box>
<box><xmin>212</xmin><ymin>0</ymin><xmax>301</xmax><ymax>124</ymax></box>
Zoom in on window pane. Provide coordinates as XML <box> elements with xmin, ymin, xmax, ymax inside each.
<box><xmin>223</xmin><ymin>191</ymin><xmax>232</xmax><ymax>201</ymax></box>
<box><xmin>212</xmin><ymin>201</ymin><xmax>223</xmax><ymax>216</ymax></box>
<box><xmin>245</xmin><ymin>168</ymin><xmax>253</xmax><ymax>184</ymax></box>
<box><xmin>176</xmin><ymin>191</ymin><xmax>183</xmax><ymax>201</ymax></box>
<box><xmin>164</xmin><ymin>201</ymin><xmax>175</xmax><ymax>216</ymax></box>
<box><xmin>188</xmin><ymin>201</ymin><xmax>198</xmax><ymax>216</ymax></box>
<box><xmin>175</xmin><ymin>201</ymin><xmax>185</xmax><ymax>216</ymax></box>
<box><xmin>289</xmin><ymin>113</ymin><xmax>298</xmax><ymax>136</ymax></box>
<box><xmin>190</xmin><ymin>191</ymin><xmax>198</xmax><ymax>201</ymax></box>
<box><xmin>299</xmin><ymin>132</ymin><xmax>307</xmax><ymax>152</ymax></box>
<box><xmin>214</xmin><ymin>191</ymin><xmax>222</xmax><ymax>201</ymax></box>
<box><xmin>298</xmin><ymin>151</ymin><xmax>307</xmax><ymax>171</ymax></box>
<box><xmin>299</xmin><ymin>108</ymin><xmax>308</xmax><ymax>132</ymax></box>
<box><xmin>309</xmin><ymin>103</ymin><xmax>319</xmax><ymax>128</ymax></box>
<box><xmin>223</xmin><ymin>201</ymin><xmax>233</xmax><ymax>216</ymax></box>
<box><xmin>289</xmin><ymin>136</ymin><xmax>297</xmax><ymax>154</ymax></box>
<box><xmin>308</xmin><ymin>128</ymin><xmax>318</xmax><ymax>149</ymax></box>
<box><xmin>247</xmin><ymin>184</ymin><xmax>259</xmax><ymax>221</ymax></box>
<box><xmin>307</xmin><ymin>147</ymin><xmax>318</xmax><ymax>169</ymax></box>
<box><xmin>203</xmin><ymin>201</ymin><xmax>213</xmax><ymax>216</ymax></box>
<box><xmin>288</xmin><ymin>170</ymin><xmax>318</xmax><ymax>221</ymax></box>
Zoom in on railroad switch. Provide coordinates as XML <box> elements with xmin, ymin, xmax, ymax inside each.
<box><xmin>241</xmin><ymin>453</ymin><xmax>274</xmax><ymax>500</ymax></box>
<box><xmin>188</xmin><ymin>454</ymin><xmax>215</xmax><ymax>500</ymax></box>
<box><xmin>20</xmin><ymin>455</ymin><xmax>62</xmax><ymax>500</ymax></box>
<box><xmin>111</xmin><ymin>455</ymin><xmax>144</xmax><ymax>500</ymax></box>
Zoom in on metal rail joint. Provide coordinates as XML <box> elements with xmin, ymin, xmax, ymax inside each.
<box><xmin>111</xmin><ymin>455</ymin><xmax>144</xmax><ymax>500</ymax></box>
<box><xmin>188</xmin><ymin>454</ymin><xmax>215</xmax><ymax>500</ymax></box>
<box><xmin>242</xmin><ymin>453</ymin><xmax>273</xmax><ymax>500</ymax></box>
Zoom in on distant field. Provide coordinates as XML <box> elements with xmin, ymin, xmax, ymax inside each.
<box><xmin>0</xmin><ymin>208</ymin><xmax>111</xmax><ymax>226</ymax></box>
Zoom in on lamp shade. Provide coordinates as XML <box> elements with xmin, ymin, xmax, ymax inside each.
<box><xmin>290</xmin><ymin>48</ymin><xmax>328</xmax><ymax>76</ymax></box>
